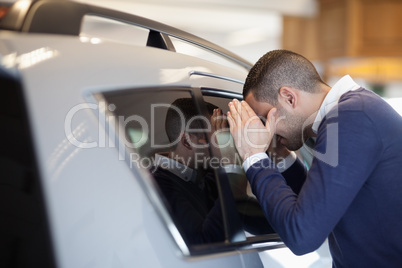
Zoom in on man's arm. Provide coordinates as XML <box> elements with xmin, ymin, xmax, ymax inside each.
<box><xmin>246</xmin><ymin>110</ymin><xmax>381</xmax><ymax>255</ymax></box>
<box><xmin>281</xmin><ymin>157</ymin><xmax>306</xmax><ymax>195</ymax></box>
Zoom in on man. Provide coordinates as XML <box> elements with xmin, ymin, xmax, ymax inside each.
<box><xmin>227</xmin><ymin>49</ymin><xmax>402</xmax><ymax>267</ymax></box>
<box><xmin>152</xmin><ymin>98</ymin><xmax>226</xmax><ymax>245</ymax></box>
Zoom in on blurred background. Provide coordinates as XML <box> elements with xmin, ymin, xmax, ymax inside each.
<box><xmin>1</xmin><ymin>0</ymin><xmax>401</xmax><ymax>110</ymax></box>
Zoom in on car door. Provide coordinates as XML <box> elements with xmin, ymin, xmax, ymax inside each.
<box><xmin>94</xmin><ymin>85</ymin><xmax>285</xmax><ymax>258</ymax></box>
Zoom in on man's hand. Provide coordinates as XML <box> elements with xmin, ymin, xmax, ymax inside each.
<box><xmin>211</xmin><ymin>108</ymin><xmax>228</xmax><ymax>132</ymax></box>
<box><xmin>210</xmin><ymin>108</ymin><xmax>237</xmax><ymax>164</ymax></box>
<box><xmin>227</xmin><ymin>99</ymin><xmax>277</xmax><ymax>161</ymax></box>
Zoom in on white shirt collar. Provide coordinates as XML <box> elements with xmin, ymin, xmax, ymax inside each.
<box><xmin>154</xmin><ymin>154</ymin><xmax>197</xmax><ymax>183</ymax></box>
<box><xmin>312</xmin><ymin>75</ymin><xmax>361</xmax><ymax>133</ymax></box>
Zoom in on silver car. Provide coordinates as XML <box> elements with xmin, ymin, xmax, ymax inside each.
<box><xmin>0</xmin><ymin>1</ymin><xmax>330</xmax><ymax>267</ymax></box>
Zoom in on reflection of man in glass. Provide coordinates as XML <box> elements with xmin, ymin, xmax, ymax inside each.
<box><xmin>152</xmin><ymin>98</ymin><xmax>304</xmax><ymax>245</ymax></box>
<box><xmin>152</xmin><ymin>98</ymin><xmax>225</xmax><ymax>245</ymax></box>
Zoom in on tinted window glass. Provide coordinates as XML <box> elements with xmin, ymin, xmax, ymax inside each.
<box><xmin>202</xmin><ymin>94</ymin><xmax>276</xmax><ymax>237</ymax></box>
<box><xmin>100</xmin><ymin>87</ymin><xmax>282</xmax><ymax>254</ymax></box>
<box><xmin>80</xmin><ymin>15</ymin><xmax>149</xmax><ymax>46</ymax></box>
<box><xmin>0</xmin><ymin>4</ymin><xmax>10</xmax><ymax>21</ymax></box>
<box><xmin>170</xmin><ymin>36</ymin><xmax>247</xmax><ymax>72</ymax></box>
<box><xmin>0</xmin><ymin>77</ymin><xmax>55</xmax><ymax>268</ymax></box>
<box><xmin>102</xmin><ymin>89</ymin><xmax>230</xmax><ymax>247</ymax></box>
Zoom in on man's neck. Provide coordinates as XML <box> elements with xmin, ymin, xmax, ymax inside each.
<box><xmin>301</xmin><ymin>85</ymin><xmax>331</xmax><ymax>139</ymax></box>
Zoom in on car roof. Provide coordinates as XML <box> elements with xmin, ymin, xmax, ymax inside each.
<box><xmin>0</xmin><ymin>0</ymin><xmax>252</xmax><ymax>70</ymax></box>
<box><xmin>0</xmin><ymin>31</ymin><xmax>246</xmax><ymax>89</ymax></box>
<box><xmin>0</xmin><ymin>0</ymin><xmax>249</xmax><ymax>96</ymax></box>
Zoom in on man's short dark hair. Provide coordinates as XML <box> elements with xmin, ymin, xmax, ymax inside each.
<box><xmin>243</xmin><ymin>50</ymin><xmax>327</xmax><ymax>104</ymax></box>
<box><xmin>165</xmin><ymin>98</ymin><xmax>217</xmax><ymax>144</ymax></box>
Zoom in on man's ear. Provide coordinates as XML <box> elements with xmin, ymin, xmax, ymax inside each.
<box><xmin>278</xmin><ymin>87</ymin><xmax>297</xmax><ymax>109</ymax></box>
<box><xmin>180</xmin><ymin>132</ymin><xmax>192</xmax><ymax>150</ymax></box>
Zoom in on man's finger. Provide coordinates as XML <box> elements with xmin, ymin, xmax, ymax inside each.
<box><xmin>228</xmin><ymin>100</ymin><xmax>242</xmax><ymax>125</ymax></box>
<box><xmin>213</xmin><ymin>109</ymin><xmax>220</xmax><ymax>128</ymax></box>
<box><xmin>216</xmin><ymin>109</ymin><xmax>225</xmax><ymax>129</ymax></box>
<box><xmin>227</xmin><ymin>111</ymin><xmax>236</xmax><ymax>131</ymax></box>
<box><xmin>233</xmin><ymin>99</ymin><xmax>250</xmax><ymax>123</ymax></box>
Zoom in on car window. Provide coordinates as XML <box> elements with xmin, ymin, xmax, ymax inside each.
<box><xmin>96</xmin><ymin>87</ymin><xmax>282</xmax><ymax>255</ymax></box>
<box><xmin>201</xmin><ymin>91</ymin><xmax>277</xmax><ymax>238</ymax></box>
<box><xmin>80</xmin><ymin>15</ymin><xmax>149</xmax><ymax>46</ymax></box>
<box><xmin>100</xmin><ymin>88</ymin><xmax>232</xmax><ymax>248</ymax></box>
<box><xmin>79</xmin><ymin>15</ymin><xmax>250</xmax><ymax>71</ymax></box>
<box><xmin>0</xmin><ymin>76</ymin><xmax>56</xmax><ymax>267</ymax></box>
<box><xmin>0</xmin><ymin>4</ymin><xmax>10</xmax><ymax>21</ymax></box>
<box><xmin>170</xmin><ymin>36</ymin><xmax>247</xmax><ymax>72</ymax></box>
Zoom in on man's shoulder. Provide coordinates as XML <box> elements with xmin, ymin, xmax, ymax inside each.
<box><xmin>337</xmin><ymin>88</ymin><xmax>400</xmax><ymax>120</ymax></box>
<box><xmin>325</xmin><ymin>87</ymin><xmax>402</xmax><ymax>136</ymax></box>
<box><xmin>320</xmin><ymin>88</ymin><xmax>381</xmax><ymax>131</ymax></box>
<box><xmin>152</xmin><ymin>167</ymin><xmax>194</xmax><ymax>195</ymax></box>
<box><xmin>152</xmin><ymin>167</ymin><xmax>180</xmax><ymax>183</ymax></box>
<box><xmin>337</xmin><ymin>88</ymin><xmax>380</xmax><ymax>112</ymax></box>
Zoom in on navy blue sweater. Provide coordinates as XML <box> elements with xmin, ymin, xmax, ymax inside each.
<box><xmin>247</xmin><ymin>89</ymin><xmax>402</xmax><ymax>267</ymax></box>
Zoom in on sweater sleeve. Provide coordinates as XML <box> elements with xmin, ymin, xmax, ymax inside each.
<box><xmin>246</xmin><ymin>109</ymin><xmax>382</xmax><ymax>255</ymax></box>
<box><xmin>281</xmin><ymin>157</ymin><xmax>307</xmax><ymax>195</ymax></box>
<box><xmin>154</xmin><ymin>170</ymin><xmax>225</xmax><ymax>244</ymax></box>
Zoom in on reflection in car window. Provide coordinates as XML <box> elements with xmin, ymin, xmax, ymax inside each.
<box><xmin>202</xmin><ymin>94</ymin><xmax>275</xmax><ymax>237</ymax></box>
<box><xmin>101</xmin><ymin>88</ymin><xmax>280</xmax><ymax>252</ymax></box>
<box><xmin>102</xmin><ymin>89</ymin><xmax>229</xmax><ymax>246</ymax></box>
<box><xmin>170</xmin><ymin>36</ymin><xmax>247</xmax><ymax>72</ymax></box>
<box><xmin>152</xmin><ymin>97</ymin><xmax>228</xmax><ymax>245</ymax></box>
<box><xmin>80</xmin><ymin>15</ymin><xmax>149</xmax><ymax>46</ymax></box>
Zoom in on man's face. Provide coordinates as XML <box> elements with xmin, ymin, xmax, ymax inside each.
<box><xmin>245</xmin><ymin>92</ymin><xmax>306</xmax><ymax>151</ymax></box>
<box><xmin>185</xmin><ymin>132</ymin><xmax>210</xmax><ymax>169</ymax></box>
